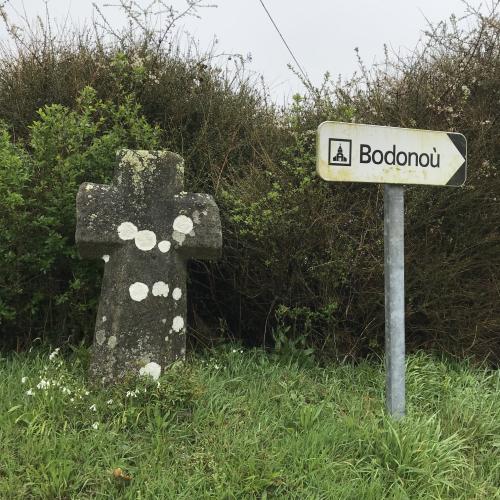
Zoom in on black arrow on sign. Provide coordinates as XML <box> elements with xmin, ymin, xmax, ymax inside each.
<box><xmin>446</xmin><ymin>133</ymin><xmax>467</xmax><ymax>187</ymax></box>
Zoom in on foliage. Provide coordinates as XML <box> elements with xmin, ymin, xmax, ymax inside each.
<box><xmin>315</xmin><ymin>8</ymin><xmax>500</xmax><ymax>360</ymax></box>
<box><xmin>218</xmin><ymin>9</ymin><xmax>500</xmax><ymax>360</ymax></box>
<box><xmin>0</xmin><ymin>3</ymin><xmax>498</xmax><ymax>361</ymax></box>
<box><xmin>0</xmin><ymin>87</ymin><xmax>160</xmax><ymax>347</ymax></box>
<box><xmin>0</xmin><ymin>347</ymin><xmax>498</xmax><ymax>498</ymax></box>
<box><xmin>220</xmin><ymin>102</ymin><xmax>385</xmax><ymax>355</ymax></box>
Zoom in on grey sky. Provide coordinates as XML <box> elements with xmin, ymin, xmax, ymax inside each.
<box><xmin>1</xmin><ymin>0</ymin><xmax>485</xmax><ymax>103</ymax></box>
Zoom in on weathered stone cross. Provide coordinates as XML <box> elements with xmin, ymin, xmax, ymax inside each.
<box><xmin>76</xmin><ymin>150</ymin><xmax>222</xmax><ymax>383</ymax></box>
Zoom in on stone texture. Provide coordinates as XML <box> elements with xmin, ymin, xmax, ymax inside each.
<box><xmin>76</xmin><ymin>150</ymin><xmax>222</xmax><ymax>383</ymax></box>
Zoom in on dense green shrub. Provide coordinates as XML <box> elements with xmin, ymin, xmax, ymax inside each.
<box><xmin>0</xmin><ymin>7</ymin><xmax>290</xmax><ymax>349</ymax></box>
<box><xmin>0</xmin><ymin>87</ymin><xmax>159</xmax><ymax>348</ymax></box>
<box><xmin>325</xmin><ymin>11</ymin><xmax>500</xmax><ymax>360</ymax></box>
<box><xmin>217</xmin><ymin>10</ymin><xmax>500</xmax><ymax>361</ymax></box>
<box><xmin>0</xmin><ymin>4</ymin><xmax>498</xmax><ymax>362</ymax></box>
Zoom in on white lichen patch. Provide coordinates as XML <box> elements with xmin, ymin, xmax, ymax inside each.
<box><xmin>158</xmin><ymin>240</ymin><xmax>171</xmax><ymax>253</ymax></box>
<box><xmin>129</xmin><ymin>282</ymin><xmax>149</xmax><ymax>301</ymax></box>
<box><xmin>96</xmin><ymin>330</ymin><xmax>106</xmax><ymax>345</ymax></box>
<box><xmin>102</xmin><ymin>254</ymin><xmax>110</xmax><ymax>263</ymax></box>
<box><xmin>172</xmin><ymin>230</ymin><xmax>186</xmax><ymax>245</ymax></box>
<box><xmin>152</xmin><ymin>281</ymin><xmax>169</xmax><ymax>297</ymax></box>
<box><xmin>189</xmin><ymin>229</ymin><xmax>195</xmax><ymax>237</ymax></box>
<box><xmin>161</xmin><ymin>318</ymin><xmax>167</xmax><ymax>324</ymax></box>
<box><xmin>135</xmin><ymin>230</ymin><xmax>157</xmax><ymax>251</ymax></box>
<box><xmin>192</xmin><ymin>210</ymin><xmax>201</xmax><ymax>224</ymax></box>
<box><xmin>172</xmin><ymin>316</ymin><xmax>184</xmax><ymax>332</ymax></box>
<box><xmin>173</xmin><ymin>215</ymin><xmax>193</xmax><ymax>234</ymax></box>
<box><xmin>180</xmin><ymin>347</ymin><xmax>186</xmax><ymax>356</ymax></box>
<box><xmin>102</xmin><ymin>316</ymin><xmax>107</xmax><ymax>322</ymax></box>
<box><xmin>107</xmin><ymin>336</ymin><xmax>117</xmax><ymax>349</ymax></box>
<box><xmin>118</xmin><ymin>222</ymin><xmax>138</xmax><ymax>240</ymax></box>
<box><xmin>172</xmin><ymin>287</ymin><xmax>182</xmax><ymax>301</ymax></box>
<box><xmin>139</xmin><ymin>361</ymin><xmax>161</xmax><ymax>381</ymax></box>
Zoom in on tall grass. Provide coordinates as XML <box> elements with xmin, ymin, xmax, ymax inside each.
<box><xmin>1</xmin><ymin>348</ymin><xmax>498</xmax><ymax>498</ymax></box>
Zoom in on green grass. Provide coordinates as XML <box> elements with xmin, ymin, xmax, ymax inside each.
<box><xmin>0</xmin><ymin>347</ymin><xmax>498</xmax><ymax>499</ymax></box>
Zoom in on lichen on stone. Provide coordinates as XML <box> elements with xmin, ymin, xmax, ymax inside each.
<box><xmin>96</xmin><ymin>329</ymin><xmax>106</xmax><ymax>345</ymax></box>
<box><xmin>172</xmin><ymin>230</ymin><xmax>186</xmax><ymax>245</ymax></box>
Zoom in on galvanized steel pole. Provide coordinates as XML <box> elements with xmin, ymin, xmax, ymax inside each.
<box><xmin>384</xmin><ymin>184</ymin><xmax>405</xmax><ymax>418</ymax></box>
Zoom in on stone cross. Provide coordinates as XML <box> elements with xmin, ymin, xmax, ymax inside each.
<box><xmin>76</xmin><ymin>150</ymin><xmax>222</xmax><ymax>383</ymax></box>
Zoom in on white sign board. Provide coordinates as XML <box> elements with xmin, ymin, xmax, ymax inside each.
<box><xmin>317</xmin><ymin>122</ymin><xmax>467</xmax><ymax>186</ymax></box>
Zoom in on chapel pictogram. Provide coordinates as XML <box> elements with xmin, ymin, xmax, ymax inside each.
<box><xmin>332</xmin><ymin>144</ymin><xmax>347</xmax><ymax>162</ymax></box>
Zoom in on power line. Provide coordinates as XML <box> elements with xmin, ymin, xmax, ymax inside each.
<box><xmin>257</xmin><ymin>0</ymin><xmax>310</xmax><ymax>84</ymax></box>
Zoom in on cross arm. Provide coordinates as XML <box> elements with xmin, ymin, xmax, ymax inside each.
<box><xmin>76</xmin><ymin>182</ymin><xmax>123</xmax><ymax>259</ymax></box>
<box><xmin>174</xmin><ymin>193</ymin><xmax>222</xmax><ymax>260</ymax></box>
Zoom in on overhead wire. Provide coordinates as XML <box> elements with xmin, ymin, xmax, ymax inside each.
<box><xmin>257</xmin><ymin>0</ymin><xmax>311</xmax><ymax>85</ymax></box>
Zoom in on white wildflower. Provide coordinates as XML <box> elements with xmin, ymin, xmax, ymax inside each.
<box><xmin>48</xmin><ymin>348</ymin><xmax>60</xmax><ymax>361</ymax></box>
<box><xmin>91</xmin><ymin>422</ymin><xmax>99</xmax><ymax>430</ymax></box>
<box><xmin>25</xmin><ymin>388</ymin><xmax>34</xmax><ymax>396</ymax></box>
<box><xmin>131</xmin><ymin>55</ymin><xmax>143</xmax><ymax>67</ymax></box>
<box><xmin>37</xmin><ymin>379</ymin><xmax>50</xmax><ymax>390</ymax></box>
<box><xmin>21</xmin><ymin>376</ymin><xmax>28</xmax><ymax>384</ymax></box>
<box><xmin>89</xmin><ymin>404</ymin><xmax>97</xmax><ymax>411</ymax></box>
<box><xmin>61</xmin><ymin>387</ymin><xmax>71</xmax><ymax>395</ymax></box>
<box><xmin>106</xmin><ymin>399</ymin><xmax>114</xmax><ymax>405</ymax></box>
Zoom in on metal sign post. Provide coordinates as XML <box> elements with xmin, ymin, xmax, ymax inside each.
<box><xmin>384</xmin><ymin>184</ymin><xmax>405</xmax><ymax>418</ymax></box>
<box><xmin>316</xmin><ymin>121</ymin><xmax>467</xmax><ymax>418</ymax></box>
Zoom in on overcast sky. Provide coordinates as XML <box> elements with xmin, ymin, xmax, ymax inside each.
<box><xmin>0</xmin><ymin>0</ymin><xmax>486</xmax><ymax>103</ymax></box>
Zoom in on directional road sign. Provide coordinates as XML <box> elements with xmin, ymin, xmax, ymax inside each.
<box><xmin>317</xmin><ymin>122</ymin><xmax>467</xmax><ymax>186</ymax></box>
<box><xmin>316</xmin><ymin>121</ymin><xmax>467</xmax><ymax>419</ymax></box>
